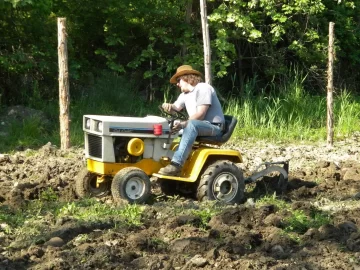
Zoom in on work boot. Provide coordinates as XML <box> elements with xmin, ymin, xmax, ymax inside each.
<box><xmin>158</xmin><ymin>163</ymin><xmax>181</xmax><ymax>176</ymax></box>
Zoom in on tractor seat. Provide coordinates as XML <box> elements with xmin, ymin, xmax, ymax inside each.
<box><xmin>196</xmin><ymin>115</ymin><xmax>238</xmax><ymax>146</ymax></box>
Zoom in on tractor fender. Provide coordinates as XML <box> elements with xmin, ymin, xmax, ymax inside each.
<box><xmin>182</xmin><ymin>147</ymin><xmax>243</xmax><ymax>182</ymax></box>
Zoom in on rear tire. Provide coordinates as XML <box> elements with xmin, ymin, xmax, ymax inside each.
<box><xmin>111</xmin><ymin>167</ymin><xmax>151</xmax><ymax>204</ymax></box>
<box><xmin>197</xmin><ymin>160</ymin><xmax>244</xmax><ymax>204</ymax></box>
<box><xmin>75</xmin><ymin>168</ymin><xmax>110</xmax><ymax>198</ymax></box>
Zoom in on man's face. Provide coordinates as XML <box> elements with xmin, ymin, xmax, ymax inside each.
<box><xmin>177</xmin><ymin>78</ymin><xmax>190</xmax><ymax>93</ymax></box>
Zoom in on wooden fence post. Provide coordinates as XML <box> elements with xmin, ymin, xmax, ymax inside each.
<box><xmin>200</xmin><ymin>0</ymin><xmax>211</xmax><ymax>84</ymax></box>
<box><xmin>327</xmin><ymin>22</ymin><xmax>335</xmax><ymax>147</ymax></box>
<box><xmin>58</xmin><ymin>18</ymin><xmax>70</xmax><ymax>150</ymax></box>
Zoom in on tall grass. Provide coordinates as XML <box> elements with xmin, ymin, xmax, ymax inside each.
<box><xmin>0</xmin><ymin>72</ymin><xmax>159</xmax><ymax>152</ymax></box>
<box><xmin>68</xmin><ymin>71</ymin><xmax>159</xmax><ymax>145</ymax></box>
<box><xmin>225</xmin><ymin>69</ymin><xmax>360</xmax><ymax>142</ymax></box>
<box><xmin>1</xmin><ymin>70</ymin><xmax>359</xmax><ymax>152</ymax></box>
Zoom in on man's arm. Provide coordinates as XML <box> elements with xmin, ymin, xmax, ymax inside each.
<box><xmin>162</xmin><ymin>103</ymin><xmax>182</xmax><ymax>113</ymax></box>
<box><xmin>189</xmin><ymin>104</ymin><xmax>209</xmax><ymax>120</ymax></box>
<box><xmin>171</xmin><ymin>104</ymin><xmax>209</xmax><ymax>131</ymax></box>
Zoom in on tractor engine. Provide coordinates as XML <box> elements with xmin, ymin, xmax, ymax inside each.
<box><xmin>113</xmin><ymin>136</ymin><xmax>140</xmax><ymax>163</ymax></box>
<box><xmin>83</xmin><ymin>114</ymin><xmax>178</xmax><ymax>163</ymax></box>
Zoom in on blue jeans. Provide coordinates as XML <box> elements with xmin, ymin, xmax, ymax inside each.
<box><xmin>172</xmin><ymin>120</ymin><xmax>223</xmax><ymax>166</ymax></box>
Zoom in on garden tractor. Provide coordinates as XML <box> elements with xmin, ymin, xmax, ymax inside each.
<box><xmin>75</xmin><ymin>107</ymin><xmax>289</xmax><ymax>204</ymax></box>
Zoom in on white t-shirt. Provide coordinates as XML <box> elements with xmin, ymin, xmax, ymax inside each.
<box><xmin>174</xmin><ymin>83</ymin><xmax>225</xmax><ymax>124</ymax></box>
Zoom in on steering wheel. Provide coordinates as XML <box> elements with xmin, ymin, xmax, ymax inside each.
<box><xmin>158</xmin><ymin>105</ymin><xmax>188</xmax><ymax>121</ymax></box>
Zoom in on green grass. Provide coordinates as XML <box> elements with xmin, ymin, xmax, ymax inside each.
<box><xmin>225</xmin><ymin>71</ymin><xmax>360</xmax><ymax>142</ymax></box>
<box><xmin>191</xmin><ymin>201</ymin><xmax>222</xmax><ymax>229</ymax></box>
<box><xmin>0</xmin><ymin>69</ymin><xmax>359</xmax><ymax>153</ymax></box>
<box><xmin>256</xmin><ymin>193</ymin><xmax>332</xmax><ymax>234</ymax></box>
<box><xmin>0</xmin><ymin>189</ymin><xmax>145</xmax><ymax>248</ymax></box>
<box><xmin>284</xmin><ymin>209</ymin><xmax>332</xmax><ymax>234</ymax></box>
<box><xmin>0</xmin><ymin>72</ymin><xmax>160</xmax><ymax>152</ymax></box>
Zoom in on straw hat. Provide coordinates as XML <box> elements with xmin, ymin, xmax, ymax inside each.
<box><xmin>170</xmin><ymin>65</ymin><xmax>203</xmax><ymax>84</ymax></box>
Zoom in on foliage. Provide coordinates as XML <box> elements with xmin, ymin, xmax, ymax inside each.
<box><xmin>191</xmin><ymin>201</ymin><xmax>221</xmax><ymax>229</ymax></box>
<box><xmin>0</xmin><ymin>116</ymin><xmax>50</xmax><ymax>152</ymax></box>
<box><xmin>225</xmin><ymin>68</ymin><xmax>360</xmax><ymax>142</ymax></box>
<box><xmin>284</xmin><ymin>209</ymin><xmax>332</xmax><ymax>234</ymax></box>
<box><xmin>1</xmin><ymin>0</ymin><xmax>360</xmax><ymax>108</ymax></box>
<box><xmin>208</xmin><ymin>0</ymin><xmax>360</xmax><ymax>92</ymax></box>
<box><xmin>0</xmin><ymin>0</ymin><xmax>57</xmax><ymax>105</ymax></box>
<box><xmin>0</xmin><ymin>196</ymin><xmax>145</xmax><ymax>248</ymax></box>
<box><xmin>256</xmin><ymin>193</ymin><xmax>288</xmax><ymax>210</ymax></box>
<box><xmin>118</xmin><ymin>204</ymin><xmax>144</xmax><ymax>227</ymax></box>
<box><xmin>0</xmin><ymin>0</ymin><xmax>359</xmax><ymax>150</ymax></box>
<box><xmin>0</xmin><ymin>68</ymin><xmax>359</xmax><ymax>153</ymax></box>
<box><xmin>256</xmin><ymin>193</ymin><xmax>332</xmax><ymax>234</ymax></box>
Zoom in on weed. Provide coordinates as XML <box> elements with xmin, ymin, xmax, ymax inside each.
<box><xmin>24</xmin><ymin>149</ymin><xmax>37</xmax><ymax>157</ymax></box>
<box><xmin>192</xmin><ymin>201</ymin><xmax>221</xmax><ymax>229</ymax></box>
<box><xmin>281</xmin><ymin>231</ymin><xmax>302</xmax><ymax>244</ymax></box>
<box><xmin>284</xmin><ymin>209</ymin><xmax>331</xmax><ymax>234</ymax></box>
<box><xmin>171</xmin><ymin>231</ymin><xmax>182</xmax><ymax>239</ymax></box>
<box><xmin>39</xmin><ymin>188</ymin><xmax>58</xmax><ymax>202</ymax></box>
<box><xmin>149</xmin><ymin>237</ymin><xmax>167</xmax><ymax>251</ymax></box>
<box><xmin>59</xmin><ymin>202</ymin><xmax>78</xmax><ymax>216</ymax></box>
<box><xmin>256</xmin><ymin>193</ymin><xmax>289</xmax><ymax>210</ymax></box>
<box><xmin>73</xmin><ymin>234</ymin><xmax>90</xmax><ymax>245</ymax></box>
<box><xmin>165</xmin><ymin>194</ymin><xmax>181</xmax><ymax>202</ymax></box>
<box><xmin>119</xmin><ymin>204</ymin><xmax>144</xmax><ymax>227</ymax></box>
<box><xmin>314</xmin><ymin>178</ymin><xmax>323</xmax><ymax>185</ymax></box>
<box><xmin>0</xmin><ymin>206</ymin><xmax>25</xmax><ymax>230</ymax></box>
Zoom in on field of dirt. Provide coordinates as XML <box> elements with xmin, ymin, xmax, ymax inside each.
<box><xmin>0</xmin><ymin>133</ymin><xmax>360</xmax><ymax>270</ymax></box>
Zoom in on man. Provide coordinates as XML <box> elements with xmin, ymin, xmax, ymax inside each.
<box><xmin>158</xmin><ymin>65</ymin><xmax>225</xmax><ymax>176</ymax></box>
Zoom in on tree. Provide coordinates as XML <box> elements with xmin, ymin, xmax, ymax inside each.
<box><xmin>200</xmin><ymin>0</ymin><xmax>212</xmax><ymax>84</ymax></box>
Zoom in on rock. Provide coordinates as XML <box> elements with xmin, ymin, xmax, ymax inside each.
<box><xmin>206</xmin><ymin>248</ymin><xmax>219</xmax><ymax>260</ymax></box>
<box><xmin>208</xmin><ymin>229</ymin><xmax>220</xmax><ymax>239</ymax></box>
<box><xmin>171</xmin><ymin>239</ymin><xmax>192</xmax><ymax>253</ymax></box>
<box><xmin>245</xmin><ymin>198</ymin><xmax>255</xmax><ymax>207</ymax></box>
<box><xmin>303</xmin><ymin>228</ymin><xmax>320</xmax><ymax>239</ymax></box>
<box><xmin>338</xmin><ymin>221</ymin><xmax>358</xmax><ymax>235</ymax></box>
<box><xmin>27</xmin><ymin>246</ymin><xmax>45</xmax><ymax>258</ymax></box>
<box><xmin>344</xmin><ymin>168</ymin><xmax>360</xmax><ymax>181</ymax></box>
<box><xmin>176</xmin><ymin>215</ymin><xmax>201</xmax><ymax>227</ymax></box>
<box><xmin>44</xmin><ymin>237</ymin><xmax>65</xmax><ymax>247</ymax></box>
<box><xmin>347</xmin><ymin>232</ymin><xmax>360</xmax><ymax>251</ymax></box>
<box><xmin>271</xmin><ymin>244</ymin><xmax>284</xmax><ymax>253</ymax></box>
<box><xmin>352</xmin><ymin>192</ymin><xmax>360</xmax><ymax>200</ymax></box>
<box><xmin>190</xmin><ymin>255</ymin><xmax>208</xmax><ymax>267</ymax></box>
<box><xmin>263</xmin><ymin>213</ymin><xmax>283</xmax><ymax>227</ymax></box>
<box><xmin>270</xmin><ymin>244</ymin><xmax>287</xmax><ymax>259</ymax></box>
<box><xmin>318</xmin><ymin>224</ymin><xmax>338</xmax><ymax>240</ymax></box>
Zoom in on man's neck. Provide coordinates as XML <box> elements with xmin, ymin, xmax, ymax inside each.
<box><xmin>187</xmin><ymin>85</ymin><xmax>195</xmax><ymax>92</ymax></box>
<box><xmin>182</xmin><ymin>83</ymin><xmax>195</xmax><ymax>93</ymax></box>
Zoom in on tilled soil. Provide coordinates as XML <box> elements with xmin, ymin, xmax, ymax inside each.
<box><xmin>0</xmin><ymin>134</ymin><xmax>360</xmax><ymax>270</ymax></box>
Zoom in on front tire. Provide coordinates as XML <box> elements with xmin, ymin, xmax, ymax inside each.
<box><xmin>197</xmin><ymin>160</ymin><xmax>245</xmax><ymax>204</ymax></box>
<box><xmin>75</xmin><ymin>168</ymin><xmax>111</xmax><ymax>198</ymax></box>
<box><xmin>111</xmin><ymin>167</ymin><xmax>151</xmax><ymax>204</ymax></box>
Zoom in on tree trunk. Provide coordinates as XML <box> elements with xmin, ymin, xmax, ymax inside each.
<box><xmin>327</xmin><ymin>22</ymin><xmax>335</xmax><ymax>147</ymax></box>
<box><xmin>181</xmin><ymin>0</ymin><xmax>193</xmax><ymax>57</ymax></box>
<box><xmin>58</xmin><ymin>18</ymin><xmax>70</xmax><ymax>150</ymax></box>
<box><xmin>200</xmin><ymin>0</ymin><xmax>211</xmax><ymax>84</ymax></box>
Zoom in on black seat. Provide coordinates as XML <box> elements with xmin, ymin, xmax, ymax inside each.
<box><xmin>196</xmin><ymin>115</ymin><xmax>238</xmax><ymax>146</ymax></box>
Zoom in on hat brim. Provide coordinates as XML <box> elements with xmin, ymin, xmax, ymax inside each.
<box><xmin>170</xmin><ymin>69</ymin><xmax>203</xmax><ymax>84</ymax></box>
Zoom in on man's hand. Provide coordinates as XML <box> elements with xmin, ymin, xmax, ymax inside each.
<box><xmin>162</xmin><ymin>103</ymin><xmax>172</xmax><ymax>113</ymax></box>
<box><xmin>171</xmin><ymin>121</ymin><xmax>187</xmax><ymax>134</ymax></box>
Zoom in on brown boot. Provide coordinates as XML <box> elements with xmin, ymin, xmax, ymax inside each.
<box><xmin>158</xmin><ymin>164</ymin><xmax>181</xmax><ymax>176</ymax></box>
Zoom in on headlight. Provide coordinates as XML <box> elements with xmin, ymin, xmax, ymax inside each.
<box><xmin>97</xmin><ymin>121</ymin><xmax>103</xmax><ymax>132</ymax></box>
<box><xmin>85</xmin><ymin>118</ymin><xmax>91</xmax><ymax>129</ymax></box>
